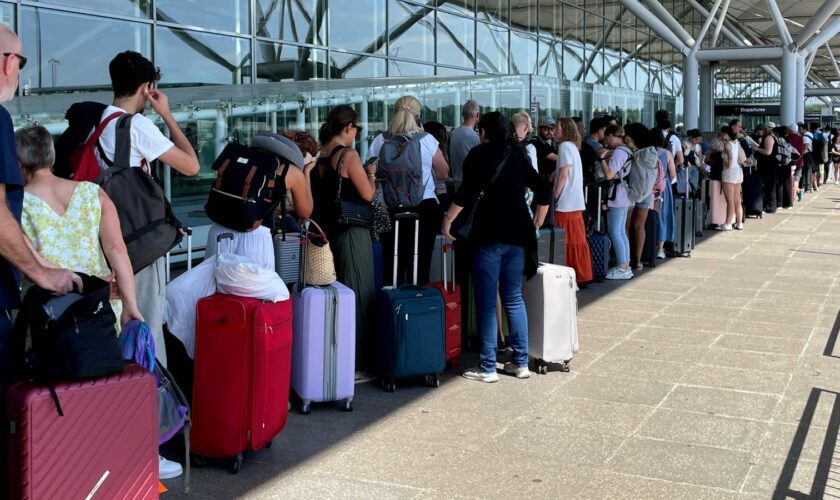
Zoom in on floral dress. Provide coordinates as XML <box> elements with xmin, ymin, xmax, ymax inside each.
<box><xmin>21</xmin><ymin>182</ymin><xmax>122</xmax><ymax>326</ymax></box>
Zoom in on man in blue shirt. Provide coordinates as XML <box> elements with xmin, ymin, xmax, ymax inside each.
<box><xmin>0</xmin><ymin>26</ymin><xmax>80</xmax><ymax>378</ymax></box>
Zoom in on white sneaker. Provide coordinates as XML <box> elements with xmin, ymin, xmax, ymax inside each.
<box><xmin>159</xmin><ymin>455</ymin><xmax>183</xmax><ymax>480</ymax></box>
<box><xmin>656</xmin><ymin>250</ymin><xmax>666</xmax><ymax>260</ymax></box>
<box><xmin>606</xmin><ymin>267</ymin><xmax>633</xmax><ymax>280</ymax></box>
<box><xmin>503</xmin><ymin>362</ymin><xmax>531</xmax><ymax>379</ymax></box>
<box><xmin>734</xmin><ymin>223</ymin><xmax>744</xmax><ymax>230</ymax></box>
<box><xmin>835</xmin><ymin>180</ymin><xmax>839</xmax><ymax>185</ymax></box>
<box><xmin>462</xmin><ymin>367</ymin><xmax>499</xmax><ymax>383</ymax></box>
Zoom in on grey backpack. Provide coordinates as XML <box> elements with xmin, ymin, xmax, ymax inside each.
<box><xmin>617</xmin><ymin>145</ymin><xmax>659</xmax><ymax>203</ymax></box>
<box><xmin>377</xmin><ymin>132</ymin><xmax>428</xmax><ymax>208</ymax></box>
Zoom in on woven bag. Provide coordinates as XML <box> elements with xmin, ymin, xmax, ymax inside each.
<box><xmin>302</xmin><ymin>219</ymin><xmax>336</xmax><ymax>286</ymax></box>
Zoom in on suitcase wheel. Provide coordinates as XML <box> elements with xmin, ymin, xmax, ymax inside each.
<box><xmin>191</xmin><ymin>453</ymin><xmax>207</xmax><ymax>468</ymax></box>
<box><xmin>231</xmin><ymin>454</ymin><xmax>243</xmax><ymax>475</ymax></box>
<box><xmin>300</xmin><ymin>400</ymin><xmax>312</xmax><ymax>415</ymax></box>
<box><xmin>562</xmin><ymin>361</ymin><xmax>571</xmax><ymax>373</ymax></box>
<box><xmin>425</xmin><ymin>373</ymin><xmax>441</xmax><ymax>388</ymax></box>
<box><xmin>384</xmin><ymin>378</ymin><xmax>397</xmax><ymax>393</ymax></box>
<box><xmin>448</xmin><ymin>356</ymin><xmax>460</xmax><ymax>368</ymax></box>
<box><xmin>265</xmin><ymin>440</ymin><xmax>272</xmax><ymax>449</ymax></box>
<box><xmin>342</xmin><ymin>398</ymin><xmax>354</xmax><ymax>412</ymax></box>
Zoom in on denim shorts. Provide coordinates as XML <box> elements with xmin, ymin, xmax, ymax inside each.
<box><xmin>794</xmin><ymin>166</ymin><xmax>803</xmax><ymax>181</ymax></box>
<box><xmin>634</xmin><ymin>193</ymin><xmax>653</xmax><ymax>209</ymax></box>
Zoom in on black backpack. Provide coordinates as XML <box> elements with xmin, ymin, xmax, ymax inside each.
<box><xmin>95</xmin><ymin>114</ymin><xmax>185</xmax><ymax>274</ymax></box>
<box><xmin>810</xmin><ymin>133</ymin><xmax>825</xmax><ymax>162</ymax></box>
<box><xmin>580</xmin><ymin>141</ymin><xmax>605</xmax><ymax>186</ymax></box>
<box><xmin>53</xmin><ymin>101</ymin><xmax>109</xmax><ymax>180</ymax></box>
<box><xmin>205</xmin><ymin>142</ymin><xmax>291</xmax><ymax>232</ymax></box>
<box><xmin>13</xmin><ymin>274</ymin><xmax>124</xmax><ymax>415</ymax></box>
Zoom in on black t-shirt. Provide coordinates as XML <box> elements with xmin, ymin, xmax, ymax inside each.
<box><xmin>0</xmin><ymin>105</ymin><xmax>23</xmax><ymax>310</ymax></box>
<box><xmin>528</xmin><ymin>138</ymin><xmax>558</xmax><ymax>178</ymax></box>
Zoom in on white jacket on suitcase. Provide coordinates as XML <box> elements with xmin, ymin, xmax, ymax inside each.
<box><xmin>523</xmin><ymin>263</ymin><xmax>579</xmax><ymax>373</ymax></box>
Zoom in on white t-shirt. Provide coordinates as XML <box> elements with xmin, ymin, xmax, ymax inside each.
<box><xmin>667</xmin><ymin>133</ymin><xmax>682</xmax><ymax>161</ymax></box>
<box><xmin>554</xmin><ymin>141</ymin><xmax>585</xmax><ymax>213</ymax></box>
<box><xmin>803</xmin><ymin>132</ymin><xmax>813</xmax><ymax>153</ymax></box>
<box><xmin>95</xmin><ymin>105</ymin><xmax>174</xmax><ymax>173</ymax></box>
<box><xmin>368</xmin><ymin>132</ymin><xmax>439</xmax><ymax>201</ymax></box>
<box><xmin>525</xmin><ymin>143</ymin><xmax>538</xmax><ymax>172</ymax></box>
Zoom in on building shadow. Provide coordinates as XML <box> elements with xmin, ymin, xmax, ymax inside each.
<box><xmin>822</xmin><ymin>310</ymin><xmax>840</xmax><ymax>359</ymax></box>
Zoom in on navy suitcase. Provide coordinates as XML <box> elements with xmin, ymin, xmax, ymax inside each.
<box><xmin>376</xmin><ymin>213</ymin><xmax>445</xmax><ymax>392</ymax></box>
<box><xmin>742</xmin><ymin>165</ymin><xmax>763</xmax><ymax>218</ymax></box>
<box><xmin>674</xmin><ymin>194</ymin><xmax>696</xmax><ymax>255</ymax></box>
<box><xmin>586</xmin><ymin>186</ymin><xmax>610</xmax><ymax>281</ymax></box>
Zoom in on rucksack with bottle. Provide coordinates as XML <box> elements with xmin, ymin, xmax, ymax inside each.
<box><xmin>376</xmin><ymin>132</ymin><xmax>428</xmax><ymax>208</ymax></box>
<box><xmin>612</xmin><ymin>145</ymin><xmax>659</xmax><ymax>203</ymax></box>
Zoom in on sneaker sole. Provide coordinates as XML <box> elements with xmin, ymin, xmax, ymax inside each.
<box><xmin>463</xmin><ymin>373</ymin><xmax>499</xmax><ymax>383</ymax></box>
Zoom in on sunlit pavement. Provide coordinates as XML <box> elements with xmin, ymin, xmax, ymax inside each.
<box><xmin>166</xmin><ymin>184</ymin><xmax>840</xmax><ymax>499</ymax></box>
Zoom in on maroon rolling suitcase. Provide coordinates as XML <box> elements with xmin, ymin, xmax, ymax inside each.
<box><xmin>6</xmin><ymin>364</ymin><xmax>158</xmax><ymax>500</ymax></box>
<box><xmin>427</xmin><ymin>239</ymin><xmax>461</xmax><ymax>367</ymax></box>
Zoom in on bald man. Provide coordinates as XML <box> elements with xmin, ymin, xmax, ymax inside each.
<box><xmin>0</xmin><ymin>26</ymin><xmax>81</xmax><ymax>378</ymax></box>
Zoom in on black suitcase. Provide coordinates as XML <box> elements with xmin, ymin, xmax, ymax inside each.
<box><xmin>741</xmin><ymin>165</ymin><xmax>763</xmax><ymax>218</ymax></box>
<box><xmin>674</xmin><ymin>194</ymin><xmax>696</xmax><ymax>256</ymax></box>
<box><xmin>630</xmin><ymin>207</ymin><xmax>659</xmax><ymax>267</ymax></box>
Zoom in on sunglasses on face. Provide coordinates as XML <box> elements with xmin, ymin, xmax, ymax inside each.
<box><xmin>3</xmin><ymin>52</ymin><xmax>26</xmax><ymax>70</ymax></box>
<box><xmin>351</xmin><ymin>123</ymin><xmax>363</xmax><ymax>133</ymax></box>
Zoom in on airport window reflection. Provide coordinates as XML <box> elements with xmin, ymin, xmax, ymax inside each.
<box><xmin>157</xmin><ymin>0</ymin><xmax>250</xmax><ymax>35</ymax></box>
<box><xmin>510</xmin><ymin>30</ymin><xmax>537</xmax><ymax>74</ymax></box>
<box><xmin>437</xmin><ymin>0</ymin><xmax>474</xmax><ymax>17</ymax></box>
<box><xmin>20</xmin><ymin>7</ymin><xmax>151</xmax><ymax>92</ymax></box>
<box><xmin>476</xmin><ymin>21</ymin><xmax>508</xmax><ymax>73</ymax></box>
<box><xmin>329</xmin><ymin>52</ymin><xmax>387</xmax><ymax>79</ymax></box>
<box><xmin>255</xmin><ymin>0</ymin><xmax>324</xmax><ymax>45</ymax></box>
<box><xmin>437</xmin><ymin>11</ymin><xmax>475</xmax><ymax>69</ymax></box>
<box><xmin>507</xmin><ymin>1</ymin><xmax>536</xmax><ymax>31</ymax></box>
<box><xmin>1</xmin><ymin>3</ymin><xmax>13</xmax><ymax>28</ymax></box>
<box><xmin>255</xmin><ymin>42</ymin><xmax>328</xmax><ymax>82</ymax></box>
<box><xmin>32</xmin><ymin>0</ymin><xmax>150</xmax><ymax>18</ymax></box>
<box><xmin>477</xmin><ymin>0</ymin><xmax>508</xmax><ymax>24</ymax></box>
<box><xmin>388</xmin><ymin>0</ymin><xmax>434</xmax><ymax>63</ymax></box>
<box><xmin>388</xmin><ymin>59</ymin><xmax>433</xmax><ymax>77</ymax></box>
<box><xmin>155</xmin><ymin>27</ymin><xmax>251</xmax><ymax>86</ymax></box>
<box><xmin>329</xmin><ymin>0</ymin><xmax>386</xmax><ymax>53</ymax></box>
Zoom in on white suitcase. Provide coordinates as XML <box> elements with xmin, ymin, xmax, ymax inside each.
<box><xmin>523</xmin><ymin>263</ymin><xmax>579</xmax><ymax>374</ymax></box>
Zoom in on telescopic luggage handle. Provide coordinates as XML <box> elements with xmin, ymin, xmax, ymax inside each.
<box><xmin>296</xmin><ymin>218</ymin><xmax>329</xmax><ymax>292</ymax></box>
<box><xmin>441</xmin><ymin>238</ymin><xmax>455</xmax><ymax>293</ymax></box>
<box><xmin>217</xmin><ymin>232</ymin><xmax>234</xmax><ymax>255</ymax></box>
<box><xmin>393</xmin><ymin>212</ymin><xmax>420</xmax><ymax>287</ymax></box>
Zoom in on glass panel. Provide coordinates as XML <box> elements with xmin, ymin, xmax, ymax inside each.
<box><xmin>584</xmin><ymin>15</ymin><xmax>603</xmax><ymax>84</ymax></box>
<box><xmin>329</xmin><ymin>52</ymin><xmax>386</xmax><ymax>79</ymax></box>
<box><xmin>437</xmin><ymin>11</ymin><xmax>475</xmax><ymax>69</ymax></box>
<box><xmin>329</xmin><ymin>0</ymin><xmax>385</xmax><ymax>53</ymax></box>
<box><xmin>155</xmin><ymin>27</ymin><xmax>250</xmax><ymax>86</ymax></box>
<box><xmin>1</xmin><ymin>3</ymin><xmax>13</xmax><ymax>29</ymax></box>
<box><xmin>539</xmin><ymin>0</ymin><xmax>561</xmax><ymax>37</ymax></box>
<box><xmin>477</xmin><ymin>0</ymin><xmax>508</xmax><ymax>24</ymax></box>
<box><xmin>255</xmin><ymin>42</ymin><xmax>327</xmax><ymax>82</ymax></box>
<box><xmin>157</xmin><ymin>0</ymin><xmax>249</xmax><ymax>34</ymax></box>
<box><xmin>388</xmin><ymin>0</ymin><xmax>434</xmax><ymax>63</ymax></box>
<box><xmin>476</xmin><ymin>21</ymin><xmax>508</xmax><ymax>73</ymax></box>
<box><xmin>388</xmin><ymin>59</ymin><xmax>433</xmax><ymax>77</ymax></box>
<box><xmin>437</xmin><ymin>66</ymin><xmax>474</xmax><ymax>76</ymax></box>
<box><xmin>507</xmin><ymin>0</ymin><xmax>536</xmax><ymax>32</ymax></box>
<box><xmin>510</xmin><ymin>30</ymin><xmax>537</xmax><ymax>74</ymax></box>
<box><xmin>255</xmin><ymin>0</ymin><xmax>324</xmax><ymax>45</ymax></box>
<box><xmin>563</xmin><ymin>41</ymin><xmax>584</xmax><ymax>81</ymax></box>
<box><xmin>536</xmin><ymin>37</ymin><xmax>559</xmax><ymax>78</ymax></box>
<box><xmin>437</xmin><ymin>0</ymin><xmax>474</xmax><ymax>17</ymax></box>
<box><xmin>20</xmin><ymin>8</ymin><xmax>151</xmax><ymax>93</ymax></box>
<box><xmin>33</xmin><ymin>0</ymin><xmax>150</xmax><ymax>18</ymax></box>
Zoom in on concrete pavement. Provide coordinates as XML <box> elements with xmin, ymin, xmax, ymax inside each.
<box><xmin>166</xmin><ymin>184</ymin><xmax>840</xmax><ymax>499</ymax></box>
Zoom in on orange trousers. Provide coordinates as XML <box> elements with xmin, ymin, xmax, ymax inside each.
<box><xmin>554</xmin><ymin>211</ymin><xmax>593</xmax><ymax>283</ymax></box>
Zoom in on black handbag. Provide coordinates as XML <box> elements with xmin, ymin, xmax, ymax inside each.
<box><xmin>451</xmin><ymin>148</ymin><xmax>509</xmax><ymax>241</ymax></box>
<box><xmin>335</xmin><ymin>148</ymin><xmax>374</xmax><ymax>228</ymax></box>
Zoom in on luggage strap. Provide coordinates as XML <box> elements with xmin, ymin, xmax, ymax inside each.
<box><xmin>48</xmin><ymin>384</ymin><xmax>64</xmax><ymax>417</ymax></box>
<box><xmin>323</xmin><ymin>285</ymin><xmax>338</xmax><ymax>402</ymax></box>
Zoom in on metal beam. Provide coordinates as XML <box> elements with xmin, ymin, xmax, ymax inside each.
<box><xmin>641</xmin><ymin>0</ymin><xmax>695</xmax><ymax>47</ymax></box>
<box><xmin>575</xmin><ymin>6</ymin><xmax>626</xmax><ymax>82</ymax></box>
<box><xmin>695</xmin><ymin>46</ymin><xmax>783</xmax><ymax>62</ymax></box>
<box><xmin>806</xmin><ymin>48</ymin><xmax>820</xmax><ymax>77</ymax></box>
<box><xmin>765</xmin><ymin>0</ymin><xmax>794</xmax><ymax>47</ymax></box>
<box><xmin>805</xmin><ymin>87</ymin><xmax>840</xmax><ymax>96</ymax></box>
<box><xmin>826</xmin><ymin>43</ymin><xmax>840</xmax><ymax>85</ymax></box>
<box><xmin>804</xmin><ymin>15</ymin><xmax>840</xmax><ymax>54</ymax></box>
<box><xmin>711</xmin><ymin>0</ymin><xmax>731</xmax><ymax>48</ymax></box>
<box><xmin>619</xmin><ymin>0</ymin><xmax>690</xmax><ymax>54</ymax></box>
<box><xmin>793</xmin><ymin>0</ymin><xmax>840</xmax><ymax>50</ymax></box>
<box><xmin>690</xmin><ymin>0</ymin><xmax>724</xmax><ymax>55</ymax></box>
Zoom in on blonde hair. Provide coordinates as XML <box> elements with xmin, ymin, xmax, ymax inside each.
<box><xmin>558</xmin><ymin>117</ymin><xmax>581</xmax><ymax>149</ymax></box>
<box><xmin>511</xmin><ymin>111</ymin><xmax>533</xmax><ymax>135</ymax></box>
<box><xmin>605</xmin><ymin>124</ymin><xmax>636</xmax><ymax>151</ymax></box>
<box><xmin>389</xmin><ymin>95</ymin><xmax>423</xmax><ymax>135</ymax></box>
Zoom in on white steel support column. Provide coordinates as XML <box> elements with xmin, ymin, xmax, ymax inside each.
<box><xmin>684</xmin><ymin>56</ymin><xmax>699</xmax><ymax>129</ymax></box>
<box><xmin>797</xmin><ymin>54</ymin><xmax>806</xmax><ymax>122</ymax></box>
<box><xmin>699</xmin><ymin>64</ymin><xmax>714</xmax><ymax>131</ymax></box>
<box><xmin>781</xmin><ymin>48</ymin><xmax>798</xmax><ymax>125</ymax></box>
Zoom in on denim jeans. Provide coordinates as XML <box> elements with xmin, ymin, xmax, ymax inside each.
<box><xmin>472</xmin><ymin>244</ymin><xmax>528</xmax><ymax>373</ymax></box>
<box><xmin>607</xmin><ymin>206</ymin><xmax>630</xmax><ymax>266</ymax></box>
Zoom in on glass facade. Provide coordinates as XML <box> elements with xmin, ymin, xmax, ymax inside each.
<box><xmin>3</xmin><ymin>0</ymin><xmax>684</xmax><ymax>231</ymax></box>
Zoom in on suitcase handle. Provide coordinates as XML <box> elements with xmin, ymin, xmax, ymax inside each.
<box><xmin>441</xmin><ymin>239</ymin><xmax>455</xmax><ymax>292</ymax></box>
<box><xmin>217</xmin><ymin>232</ymin><xmax>234</xmax><ymax>255</ymax></box>
<box><xmin>392</xmin><ymin>212</ymin><xmax>419</xmax><ymax>287</ymax></box>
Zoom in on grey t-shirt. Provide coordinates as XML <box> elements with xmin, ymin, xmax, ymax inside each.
<box><xmin>448</xmin><ymin>125</ymin><xmax>480</xmax><ymax>183</ymax></box>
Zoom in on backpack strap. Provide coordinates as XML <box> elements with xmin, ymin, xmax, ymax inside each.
<box><xmin>91</xmin><ymin>112</ymin><xmax>124</xmax><ymax>166</ymax></box>
<box><xmin>97</xmin><ymin>114</ymin><xmax>133</xmax><ymax>169</ymax></box>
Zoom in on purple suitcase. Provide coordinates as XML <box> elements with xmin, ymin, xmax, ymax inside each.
<box><xmin>290</xmin><ymin>220</ymin><xmax>356</xmax><ymax>414</ymax></box>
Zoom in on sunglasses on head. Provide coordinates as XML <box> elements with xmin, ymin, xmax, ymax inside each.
<box><xmin>3</xmin><ymin>52</ymin><xmax>26</xmax><ymax>70</ymax></box>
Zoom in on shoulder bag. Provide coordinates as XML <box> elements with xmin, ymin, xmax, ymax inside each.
<box><xmin>335</xmin><ymin>148</ymin><xmax>374</xmax><ymax>228</ymax></box>
<box><xmin>451</xmin><ymin>148</ymin><xmax>510</xmax><ymax>241</ymax></box>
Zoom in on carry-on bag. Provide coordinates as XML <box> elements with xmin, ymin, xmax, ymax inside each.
<box><xmin>537</xmin><ymin>223</ymin><xmax>566</xmax><ymax>265</ymax></box>
<box><xmin>523</xmin><ymin>263</ymin><xmax>579</xmax><ymax>374</ymax></box>
<box><xmin>586</xmin><ymin>186</ymin><xmax>611</xmax><ymax>281</ymax></box>
<box><xmin>742</xmin><ymin>164</ymin><xmax>764</xmax><ymax>218</ymax></box>
<box><xmin>273</xmin><ymin>222</ymin><xmax>301</xmax><ymax>285</ymax></box>
<box><xmin>427</xmin><ymin>238</ymin><xmax>462</xmax><ymax>367</ymax></box>
<box><xmin>192</xmin><ymin>233</ymin><xmax>293</xmax><ymax>474</ymax></box>
<box><xmin>463</xmin><ymin>273</ymin><xmax>509</xmax><ymax>349</ymax></box>
<box><xmin>674</xmin><ymin>188</ymin><xmax>696</xmax><ymax>255</ymax></box>
<box><xmin>7</xmin><ymin>364</ymin><xmax>158</xmax><ymax>500</ymax></box>
<box><xmin>291</xmin><ymin>220</ymin><xmax>356</xmax><ymax>414</ymax></box>
<box><xmin>376</xmin><ymin>213</ymin><xmax>445</xmax><ymax>392</ymax></box>
<box><xmin>630</xmin><ymin>207</ymin><xmax>659</xmax><ymax>267</ymax></box>
<box><xmin>706</xmin><ymin>179</ymin><xmax>727</xmax><ymax>228</ymax></box>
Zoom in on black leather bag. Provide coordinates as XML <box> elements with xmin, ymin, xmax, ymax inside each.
<box><xmin>451</xmin><ymin>149</ymin><xmax>509</xmax><ymax>241</ymax></box>
<box><xmin>335</xmin><ymin>148</ymin><xmax>374</xmax><ymax>228</ymax></box>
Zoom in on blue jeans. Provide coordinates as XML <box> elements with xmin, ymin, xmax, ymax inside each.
<box><xmin>472</xmin><ymin>244</ymin><xmax>528</xmax><ymax>373</ymax></box>
<box><xmin>607</xmin><ymin>206</ymin><xmax>630</xmax><ymax>266</ymax></box>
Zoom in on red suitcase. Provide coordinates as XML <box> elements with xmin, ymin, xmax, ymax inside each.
<box><xmin>192</xmin><ymin>294</ymin><xmax>292</xmax><ymax>473</ymax></box>
<box><xmin>428</xmin><ymin>240</ymin><xmax>462</xmax><ymax>367</ymax></box>
<box><xmin>7</xmin><ymin>364</ymin><xmax>158</xmax><ymax>500</ymax></box>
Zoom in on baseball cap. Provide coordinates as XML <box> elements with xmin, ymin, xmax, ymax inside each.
<box><xmin>538</xmin><ymin>116</ymin><xmax>555</xmax><ymax>128</ymax></box>
<box><xmin>757</xmin><ymin>122</ymin><xmax>776</xmax><ymax>130</ymax></box>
